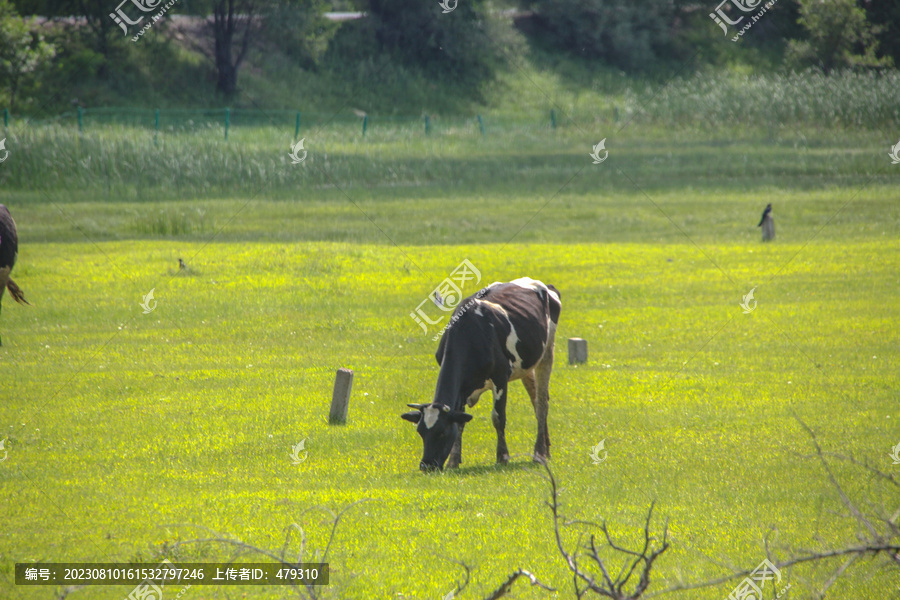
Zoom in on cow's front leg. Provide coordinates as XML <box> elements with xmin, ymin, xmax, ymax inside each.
<box><xmin>446</xmin><ymin>422</ymin><xmax>465</xmax><ymax>469</ymax></box>
<box><xmin>492</xmin><ymin>387</ymin><xmax>510</xmax><ymax>464</ymax></box>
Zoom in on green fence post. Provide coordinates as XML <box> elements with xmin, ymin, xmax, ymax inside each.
<box><xmin>613</xmin><ymin>106</ymin><xmax>619</xmax><ymax>123</ymax></box>
<box><xmin>362</xmin><ymin>115</ymin><xmax>368</xmax><ymax>137</ymax></box>
<box><xmin>224</xmin><ymin>108</ymin><xmax>230</xmax><ymax>140</ymax></box>
<box><xmin>425</xmin><ymin>115</ymin><xmax>430</xmax><ymax>136</ymax></box>
<box><xmin>477</xmin><ymin>115</ymin><xmax>485</xmax><ymax>137</ymax></box>
<box><xmin>3</xmin><ymin>108</ymin><xmax>8</xmax><ymax>130</ymax></box>
<box><xmin>77</xmin><ymin>106</ymin><xmax>83</xmax><ymax>133</ymax></box>
<box><xmin>154</xmin><ymin>109</ymin><xmax>160</xmax><ymax>146</ymax></box>
<box><xmin>551</xmin><ymin>109</ymin><xmax>557</xmax><ymax>129</ymax></box>
<box><xmin>295</xmin><ymin>112</ymin><xmax>301</xmax><ymax>139</ymax></box>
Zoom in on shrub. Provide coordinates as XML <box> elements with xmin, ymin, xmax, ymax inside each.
<box><xmin>521</xmin><ymin>0</ymin><xmax>678</xmax><ymax>72</ymax></box>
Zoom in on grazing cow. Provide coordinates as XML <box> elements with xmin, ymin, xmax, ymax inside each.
<box><xmin>402</xmin><ymin>278</ymin><xmax>561</xmax><ymax>471</ymax></box>
<box><xmin>0</xmin><ymin>204</ymin><xmax>30</xmax><ymax>346</ymax></box>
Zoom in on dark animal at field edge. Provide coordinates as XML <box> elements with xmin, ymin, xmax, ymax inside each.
<box><xmin>0</xmin><ymin>204</ymin><xmax>30</xmax><ymax>346</ymax></box>
<box><xmin>758</xmin><ymin>202</ymin><xmax>775</xmax><ymax>241</ymax></box>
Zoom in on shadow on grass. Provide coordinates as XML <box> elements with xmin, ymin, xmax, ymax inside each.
<box><xmin>439</xmin><ymin>457</ymin><xmax>543</xmax><ymax>477</ymax></box>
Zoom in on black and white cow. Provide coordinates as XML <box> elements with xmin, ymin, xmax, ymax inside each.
<box><xmin>402</xmin><ymin>278</ymin><xmax>561</xmax><ymax>471</ymax></box>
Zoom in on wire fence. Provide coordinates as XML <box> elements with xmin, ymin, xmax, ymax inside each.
<box><xmin>2</xmin><ymin>107</ymin><xmax>596</xmax><ymax>141</ymax></box>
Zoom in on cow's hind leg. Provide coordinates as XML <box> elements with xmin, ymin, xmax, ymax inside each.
<box><xmin>533</xmin><ymin>329</ymin><xmax>555</xmax><ymax>461</ymax></box>
<box><xmin>492</xmin><ymin>387</ymin><xmax>510</xmax><ymax>464</ymax></box>
<box><xmin>522</xmin><ymin>372</ymin><xmax>537</xmax><ymax>409</ymax></box>
<box><xmin>447</xmin><ymin>422</ymin><xmax>465</xmax><ymax>469</ymax></box>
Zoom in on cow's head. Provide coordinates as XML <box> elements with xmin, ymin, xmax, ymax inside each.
<box><xmin>401</xmin><ymin>402</ymin><xmax>473</xmax><ymax>472</ymax></box>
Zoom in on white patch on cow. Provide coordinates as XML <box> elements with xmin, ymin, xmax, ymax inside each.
<box><xmin>467</xmin><ymin>379</ymin><xmax>495</xmax><ymax>407</ymax></box>
<box><xmin>509</xmin><ymin>366</ymin><xmax>530</xmax><ymax>382</ymax></box>
<box><xmin>481</xmin><ymin>300</ymin><xmax>508</xmax><ymax>317</ymax></box>
<box><xmin>505</xmin><ymin>320</ymin><xmax>523</xmax><ymax>371</ymax></box>
<box><xmin>423</xmin><ymin>406</ymin><xmax>440</xmax><ymax>429</ymax></box>
<box><xmin>483</xmin><ymin>302</ymin><xmax>531</xmax><ymax>381</ymax></box>
<box><xmin>474</xmin><ymin>304</ymin><xmax>483</xmax><ymax>316</ymax></box>
<box><xmin>510</xmin><ymin>277</ymin><xmax>560</xmax><ymax>304</ymax></box>
<box><xmin>509</xmin><ymin>277</ymin><xmax>542</xmax><ymax>291</ymax></box>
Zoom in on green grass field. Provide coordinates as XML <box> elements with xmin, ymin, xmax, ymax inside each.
<box><xmin>1</xmin><ymin>119</ymin><xmax>898</xmax><ymax>599</ymax></box>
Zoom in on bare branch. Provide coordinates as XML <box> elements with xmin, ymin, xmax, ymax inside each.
<box><xmin>795</xmin><ymin>417</ymin><xmax>879</xmax><ymax>538</ymax></box>
<box><xmin>482</xmin><ymin>568</ymin><xmax>555</xmax><ymax>600</ymax></box>
<box><xmin>816</xmin><ymin>452</ymin><xmax>899</xmax><ymax>489</ymax></box>
<box><xmin>55</xmin><ymin>585</ymin><xmax>85</xmax><ymax>600</ymax></box>
<box><xmin>537</xmin><ymin>458</ymin><xmax>669</xmax><ymax>599</ymax></box>
<box><xmin>163</xmin><ymin>501</ymin><xmax>369</xmax><ymax>599</ymax></box>
<box><xmin>819</xmin><ymin>554</ymin><xmax>857</xmax><ymax>597</ymax></box>
<box><xmin>447</xmin><ymin>558</ymin><xmax>472</xmax><ymax>596</ymax></box>
<box><xmin>652</xmin><ymin>422</ymin><xmax>899</xmax><ymax>597</ymax></box>
<box><xmin>323</xmin><ymin>499</ymin><xmax>372</xmax><ymax>563</ymax></box>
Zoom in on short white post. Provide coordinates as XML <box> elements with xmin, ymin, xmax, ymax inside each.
<box><xmin>568</xmin><ymin>338</ymin><xmax>588</xmax><ymax>365</ymax></box>
<box><xmin>329</xmin><ymin>368</ymin><xmax>354</xmax><ymax>424</ymax></box>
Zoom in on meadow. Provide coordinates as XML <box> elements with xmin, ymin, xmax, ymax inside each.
<box><xmin>0</xmin><ymin>98</ymin><xmax>899</xmax><ymax>600</ymax></box>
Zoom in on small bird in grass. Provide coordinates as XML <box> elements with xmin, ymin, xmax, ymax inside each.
<box><xmin>178</xmin><ymin>257</ymin><xmax>187</xmax><ymax>270</ymax></box>
<box><xmin>0</xmin><ymin>204</ymin><xmax>31</xmax><ymax>346</ymax></box>
<box><xmin>758</xmin><ymin>202</ymin><xmax>775</xmax><ymax>241</ymax></box>
<box><xmin>757</xmin><ymin>203</ymin><xmax>772</xmax><ymax>227</ymax></box>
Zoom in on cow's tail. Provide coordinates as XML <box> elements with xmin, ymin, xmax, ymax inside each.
<box><xmin>545</xmin><ymin>284</ymin><xmax>561</xmax><ymax>325</ymax></box>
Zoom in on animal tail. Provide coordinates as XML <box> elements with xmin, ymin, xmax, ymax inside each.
<box><xmin>7</xmin><ymin>279</ymin><xmax>30</xmax><ymax>305</ymax></box>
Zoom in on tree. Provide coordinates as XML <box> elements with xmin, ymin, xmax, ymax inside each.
<box><xmin>172</xmin><ymin>0</ymin><xmax>332</xmax><ymax>96</ymax></box>
<box><xmin>0</xmin><ymin>0</ymin><xmax>55</xmax><ymax>111</ymax></box>
<box><xmin>210</xmin><ymin>0</ymin><xmax>255</xmax><ymax>95</ymax></box>
<box><xmin>260</xmin><ymin>0</ymin><xmax>336</xmax><ymax>71</ymax></box>
<box><xmin>787</xmin><ymin>0</ymin><xmax>892</xmax><ymax>73</ymax></box>
<box><xmin>361</xmin><ymin>0</ymin><xmax>511</xmax><ymax>90</ymax></box>
<box><xmin>518</xmin><ymin>0</ymin><xmax>679</xmax><ymax>72</ymax></box>
<box><xmin>861</xmin><ymin>0</ymin><xmax>900</xmax><ymax>68</ymax></box>
<box><xmin>22</xmin><ymin>0</ymin><xmax>125</xmax><ymax>70</ymax></box>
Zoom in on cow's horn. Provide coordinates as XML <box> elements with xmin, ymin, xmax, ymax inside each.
<box><xmin>407</xmin><ymin>403</ymin><xmax>428</xmax><ymax>410</ymax></box>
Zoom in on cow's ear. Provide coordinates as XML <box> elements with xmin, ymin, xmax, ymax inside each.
<box><xmin>401</xmin><ymin>411</ymin><xmax>422</xmax><ymax>424</ymax></box>
<box><xmin>449</xmin><ymin>411</ymin><xmax>473</xmax><ymax>424</ymax></box>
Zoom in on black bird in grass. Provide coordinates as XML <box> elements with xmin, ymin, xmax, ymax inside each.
<box><xmin>0</xmin><ymin>204</ymin><xmax>30</xmax><ymax>346</ymax></box>
<box><xmin>758</xmin><ymin>202</ymin><xmax>775</xmax><ymax>241</ymax></box>
<box><xmin>757</xmin><ymin>203</ymin><xmax>772</xmax><ymax>227</ymax></box>
<box><xmin>178</xmin><ymin>257</ymin><xmax>187</xmax><ymax>270</ymax></box>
